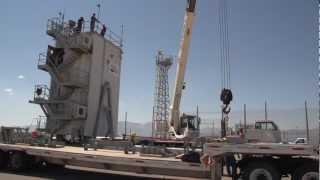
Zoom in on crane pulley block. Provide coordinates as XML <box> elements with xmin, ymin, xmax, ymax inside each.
<box><xmin>220</xmin><ymin>88</ymin><xmax>233</xmax><ymax>105</ymax></box>
<box><xmin>222</xmin><ymin>105</ymin><xmax>231</xmax><ymax>114</ymax></box>
<box><xmin>187</xmin><ymin>0</ymin><xmax>197</xmax><ymax>12</ymax></box>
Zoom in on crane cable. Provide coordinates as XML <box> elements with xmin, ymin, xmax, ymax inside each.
<box><xmin>218</xmin><ymin>0</ymin><xmax>232</xmax><ymax>138</ymax></box>
<box><xmin>317</xmin><ymin>0</ymin><xmax>320</xmax><ymax>148</ymax></box>
<box><xmin>218</xmin><ymin>0</ymin><xmax>233</xmax><ymax>113</ymax></box>
<box><xmin>219</xmin><ymin>0</ymin><xmax>231</xmax><ymax>89</ymax></box>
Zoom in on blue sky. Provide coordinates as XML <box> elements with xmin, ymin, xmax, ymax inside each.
<box><xmin>0</xmin><ymin>0</ymin><xmax>318</xmax><ymax>129</ymax></box>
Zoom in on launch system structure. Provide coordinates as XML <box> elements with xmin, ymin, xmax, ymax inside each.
<box><xmin>30</xmin><ymin>16</ymin><xmax>123</xmax><ymax>141</ymax></box>
<box><xmin>152</xmin><ymin>51</ymin><xmax>173</xmax><ymax>139</ymax></box>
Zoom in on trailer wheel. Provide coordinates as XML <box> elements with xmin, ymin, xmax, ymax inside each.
<box><xmin>293</xmin><ymin>163</ymin><xmax>319</xmax><ymax>180</ymax></box>
<box><xmin>0</xmin><ymin>150</ymin><xmax>8</xmax><ymax>169</ymax></box>
<box><xmin>9</xmin><ymin>152</ymin><xmax>28</xmax><ymax>171</ymax></box>
<box><xmin>242</xmin><ymin>162</ymin><xmax>280</xmax><ymax>180</ymax></box>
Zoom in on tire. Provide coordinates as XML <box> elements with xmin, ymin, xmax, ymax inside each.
<box><xmin>242</xmin><ymin>162</ymin><xmax>280</xmax><ymax>180</ymax></box>
<box><xmin>9</xmin><ymin>152</ymin><xmax>28</xmax><ymax>171</ymax></box>
<box><xmin>0</xmin><ymin>150</ymin><xmax>8</xmax><ymax>169</ymax></box>
<box><xmin>293</xmin><ymin>163</ymin><xmax>319</xmax><ymax>180</ymax></box>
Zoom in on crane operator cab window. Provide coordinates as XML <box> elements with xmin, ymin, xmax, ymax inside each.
<box><xmin>255</xmin><ymin>121</ymin><xmax>279</xmax><ymax>131</ymax></box>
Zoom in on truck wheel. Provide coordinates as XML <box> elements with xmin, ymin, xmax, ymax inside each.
<box><xmin>0</xmin><ymin>150</ymin><xmax>8</xmax><ymax>169</ymax></box>
<box><xmin>242</xmin><ymin>162</ymin><xmax>280</xmax><ymax>180</ymax></box>
<box><xmin>293</xmin><ymin>164</ymin><xmax>319</xmax><ymax>180</ymax></box>
<box><xmin>9</xmin><ymin>152</ymin><xmax>27</xmax><ymax>171</ymax></box>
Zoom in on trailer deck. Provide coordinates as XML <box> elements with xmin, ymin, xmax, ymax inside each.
<box><xmin>0</xmin><ymin>143</ymin><xmax>210</xmax><ymax>179</ymax></box>
<box><xmin>204</xmin><ymin>142</ymin><xmax>318</xmax><ymax>157</ymax></box>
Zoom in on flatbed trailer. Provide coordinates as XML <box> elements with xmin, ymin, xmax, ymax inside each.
<box><xmin>0</xmin><ymin>143</ymin><xmax>210</xmax><ymax>180</ymax></box>
<box><xmin>203</xmin><ymin>142</ymin><xmax>319</xmax><ymax>180</ymax></box>
<box><xmin>0</xmin><ymin>142</ymin><xmax>318</xmax><ymax>180</ymax></box>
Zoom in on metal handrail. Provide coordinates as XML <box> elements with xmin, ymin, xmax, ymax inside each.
<box><xmin>34</xmin><ymin>84</ymin><xmax>50</xmax><ymax>100</ymax></box>
<box><xmin>37</xmin><ymin>52</ymin><xmax>89</xmax><ymax>87</ymax></box>
<box><xmin>47</xmin><ymin>17</ymin><xmax>123</xmax><ymax>47</ymax></box>
<box><xmin>38</xmin><ymin>53</ymin><xmax>47</xmax><ymax>66</ymax></box>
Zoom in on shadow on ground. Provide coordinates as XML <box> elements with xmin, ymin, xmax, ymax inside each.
<box><xmin>0</xmin><ymin>166</ymin><xmax>161</xmax><ymax>180</ymax></box>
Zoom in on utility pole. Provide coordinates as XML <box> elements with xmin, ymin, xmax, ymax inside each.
<box><xmin>244</xmin><ymin>104</ymin><xmax>247</xmax><ymax>132</ymax></box>
<box><xmin>196</xmin><ymin>105</ymin><xmax>199</xmax><ymax>121</ymax></box>
<box><xmin>317</xmin><ymin>0</ymin><xmax>320</xmax><ymax>153</ymax></box>
<box><xmin>264</xmin><ymin>101</ymin><xmax>268</xmax><ymax>121</ymax></box>
<box><xmin>212</xmin><ymin>121</ymin><xmax>215</xmax><ymax>137</ymax></box>
<box><xmin>124</xmin><ymin>112</ymin><xmax>128</xmax><ymax>138</ymax></box>
<box><xmin>305</xmin><ymin>101</ymin><xmax>310</xmax><ymax>144</ymax></box>
<box><xmin>196</xmin><ymin>105</ymin><xmax>200</xmax><ymax>136</ymax></box>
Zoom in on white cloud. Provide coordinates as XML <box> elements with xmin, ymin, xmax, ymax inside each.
<box><xmin>4</xmin><ymin>88</ymin><xmax>13</xmax><ymax>93</ymax></box>
<box><xmin>4</xmin><ymin>88</ymin><xmax>14</xmax><ymax>95</ymax></box>
<box><xmin>17</xmin><ymin>75</ymin><xmax>25</xmax><ymax>79</ymax></box>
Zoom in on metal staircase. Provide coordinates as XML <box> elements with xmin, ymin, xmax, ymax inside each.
<box><xmin>30</xmin><ymin>85</ymin><xmax>87</xmax><ymax>121</ymax></box>
<box><xmin>37</xmin><ymin>49</ymin><xmax>89</xmax><ymax>88</ymax></box>
<box><xmin>31</xmin><ymin>17</ymin><xmax>92</xmax><ymax>124</ymax></box>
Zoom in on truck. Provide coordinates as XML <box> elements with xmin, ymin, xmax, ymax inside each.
<box><xmin>290</xmin><ymin>138</ymin><xmax>308</xmax><ymax>145</ymax></box>
<box><xmin>243</xmin><ymin>120</ymin><xmax>282</xmax><ymax>143</ymax></box>
<box><xmin>203</xmin><ymin>141</ymin><xmax>319</xmax><ymax>180</ymax></box>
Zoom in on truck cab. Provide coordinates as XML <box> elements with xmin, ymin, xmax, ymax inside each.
<box><xmin>290</xmin><ymin>137</ymin><xmax>307</xmax><ymax>145</ymax></box>
<box><xmin>244</xmin><ymin>121</ymin><xmax>282</xmax><ymax>143</ymax></box>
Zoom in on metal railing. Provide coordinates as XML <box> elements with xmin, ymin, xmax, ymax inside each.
<box><xmin>47</xmin><ymin>17</ymin><xmax>123</xmax><ymax>47</ymax></box>
<box><xmin>37</xmin><ymin>52</ymin><xmax>89</xmax><ymax>87</ymax></box>
<box><xmin>34</xmin><ymin>116</ymin><xmax>47</xmax><ymax>131</ymax></box>
<box><xmin>33</xmin><ymin>84</ymin><xmax>50</xmax><ymax>101</ymax></box>
<box><xmin>38</xmin><ymin>53</ymin><xmax>47</xmax><ymax>66</ymax></box>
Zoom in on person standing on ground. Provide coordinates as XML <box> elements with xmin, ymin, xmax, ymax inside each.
<box><xmin>90</xmin><ymin>13</ymin><xmax>100</xmax><ymax>32</ymax></box>
<box><xmin>225</xmin><ymin>153</ymin><xmax>236</xmax><ymax>177</ymax></box>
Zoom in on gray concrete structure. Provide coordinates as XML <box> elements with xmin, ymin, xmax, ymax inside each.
<box><xmin>30</xmin><ymin>17</ymin><xmax>123</xmax><ymax>140</ymax></box>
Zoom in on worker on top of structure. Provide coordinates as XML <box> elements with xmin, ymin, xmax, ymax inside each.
<box><xmin>76</xmin><ymin>17</ymin><xmax>84</xmax><ymax>33</ymax></box>
<box><xmin>90</xmin><ymin>13</ymin><xmax>100</xmax><ymax>32</ymax></box>
<box><xmin>100</xmin><ymin>24</ymin><xmax>107</xmax><ymax>37</ymax></box>
<box><xmin>68</xmin><ymin>20</ymin><xmax>76</xmax><ymax>33</ymax></box>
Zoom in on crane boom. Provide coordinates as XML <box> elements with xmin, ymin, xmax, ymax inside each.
<box><xmin>170</xmin><ymin>0</ymin><xmax>197</xmax><ymax>133</ymax></box>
